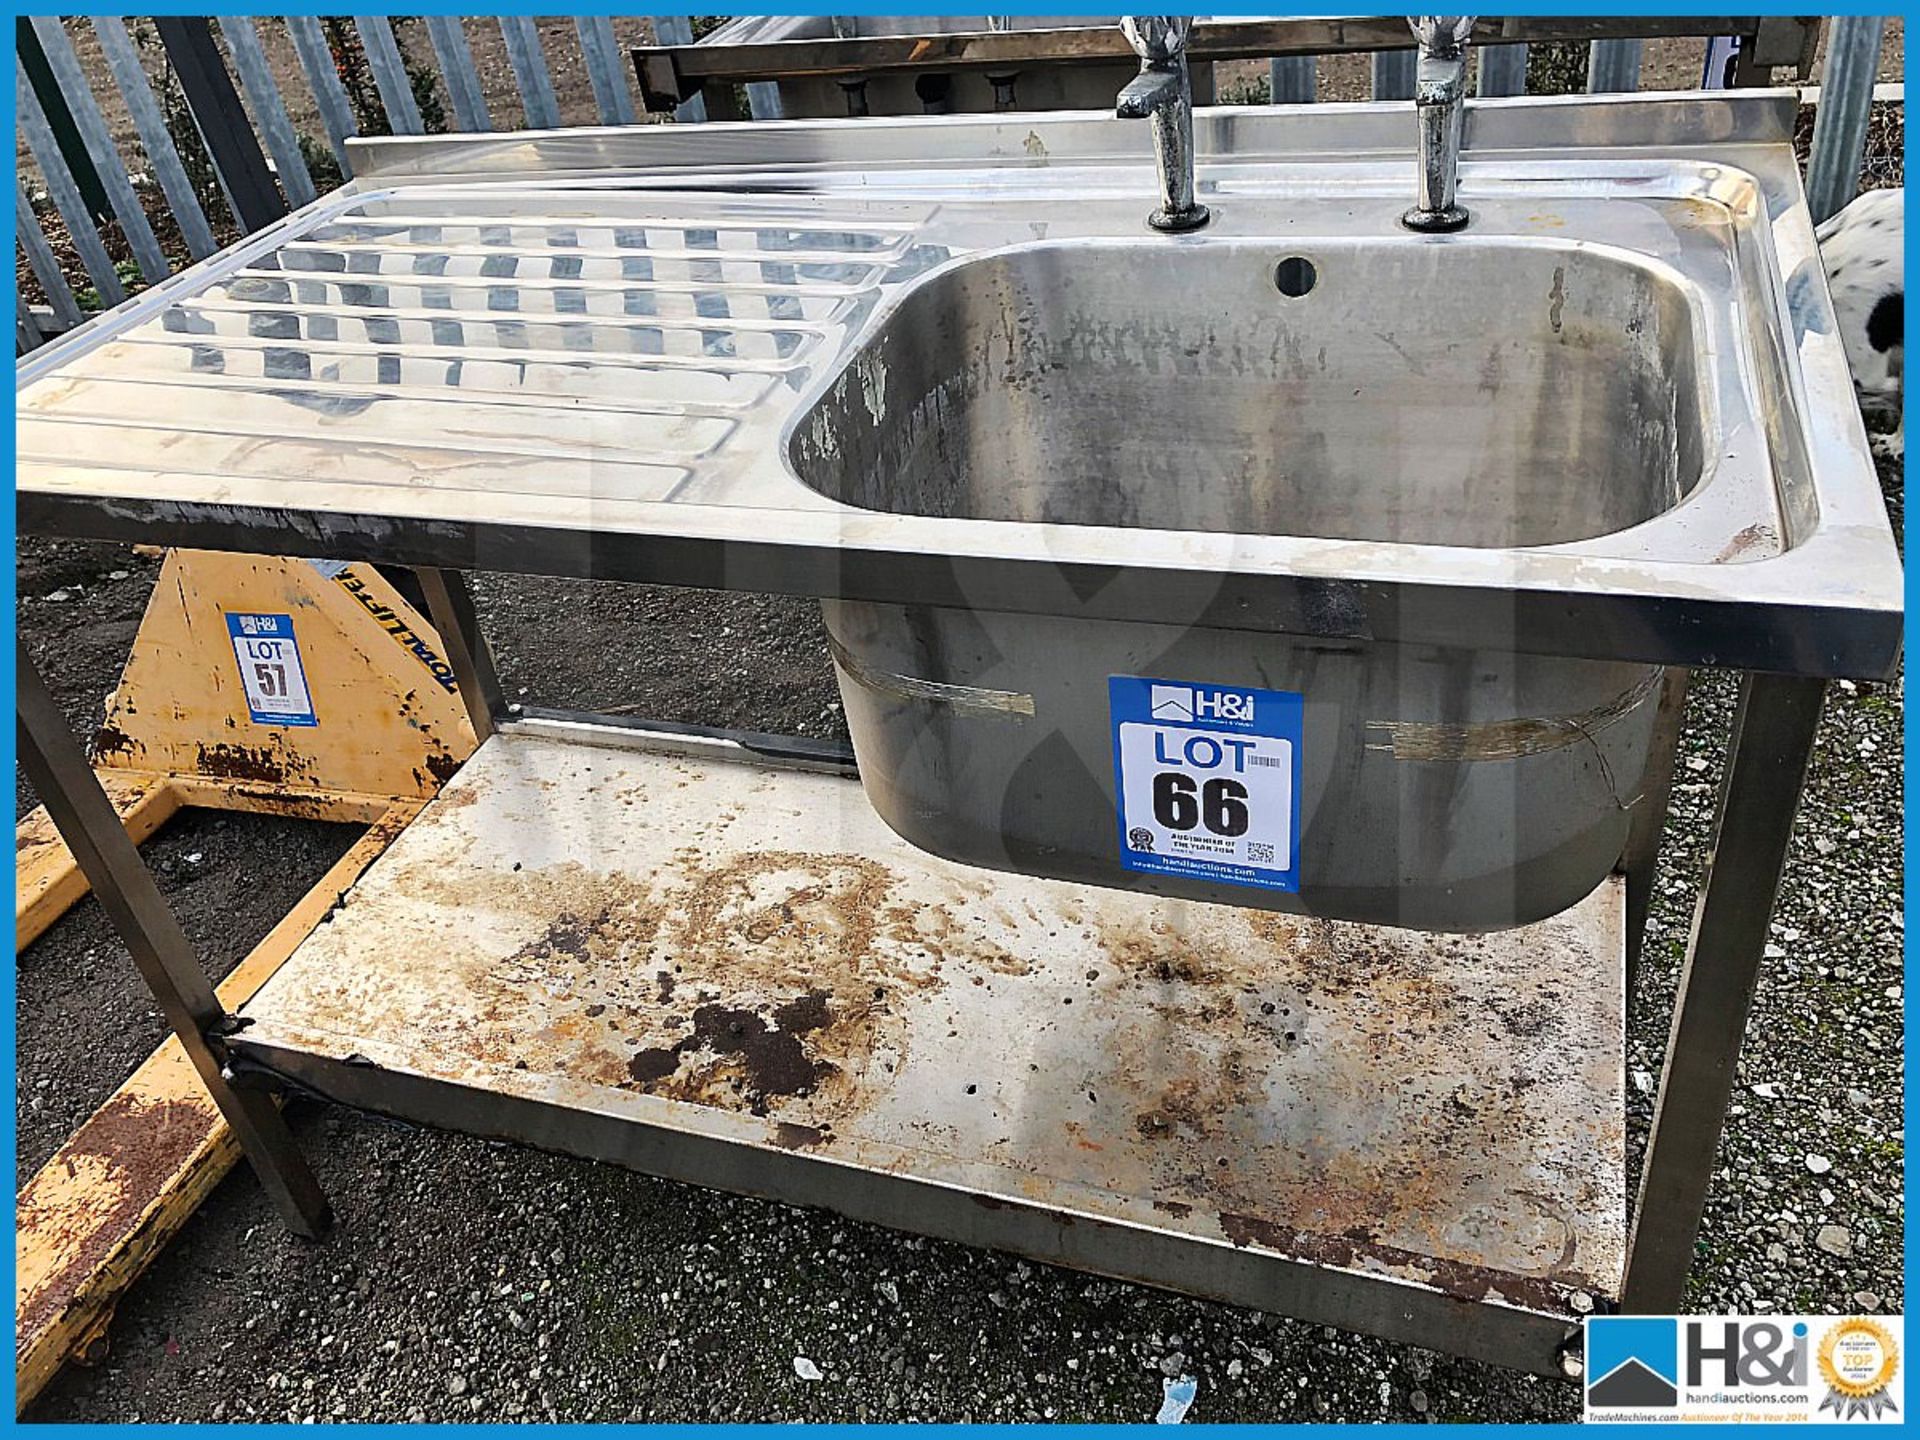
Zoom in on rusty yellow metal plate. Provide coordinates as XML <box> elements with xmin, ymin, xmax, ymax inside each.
<box><xmin>94</xmin><ymin>550</ymin><xmax>474</xmax><ymax>799</ymax></box>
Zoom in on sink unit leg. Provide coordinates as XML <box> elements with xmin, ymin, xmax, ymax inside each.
<box><xmin>412</xmin><ymin>567</ymin><xmax>505</xmax><ymax>742</ymax></box>
<box><xmin>1622</xmin><ymin>667</ymin><xmax>1691</xmax><ymax>999</ymax></box>
<box><xmin>1618</xmin><ymin>671</ymin><xmax>1825</xmax><ymax>1313</ymax></box>
<box><xmin>14</xmin><ymin>642</ymin><xmax>332</xmax><ymax>1239</ymax></box>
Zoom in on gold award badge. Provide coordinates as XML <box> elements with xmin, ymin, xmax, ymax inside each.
<box><xmin>1817</xmin><ymin>1317</ymin><xmax>1900</xmax><ymax>1420</ymax></box>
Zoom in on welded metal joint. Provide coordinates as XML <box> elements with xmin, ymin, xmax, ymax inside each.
<box><xmin>1401</xmin><ymin>15</ymin><xmax>1476</xmax><ymax>233</ymax></box>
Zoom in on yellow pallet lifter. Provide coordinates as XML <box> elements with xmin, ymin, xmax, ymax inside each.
<box><xmin>14</xmin><ymin>550</ymin><xmax>477</xmax><ymax>1410</ymax></box>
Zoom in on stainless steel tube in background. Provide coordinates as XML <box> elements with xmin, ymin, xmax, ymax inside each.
<box><xmin>1269</xmin><ymin>54</ymin><xmax>1315</xmax><ymax>103</ymax></box>
<box><xmin>1804</xmin><ymin>14</ymin><xmax>1886</xmax><ymax>224</ymax></box>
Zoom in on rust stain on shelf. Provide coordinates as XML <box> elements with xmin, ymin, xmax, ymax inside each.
<box><xmin>239</xmin><ymin>733</ymin><xmax>1630</xmax><ymax>1308</ymax></box>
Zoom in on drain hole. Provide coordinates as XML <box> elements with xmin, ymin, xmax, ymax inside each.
<box><xmin>1274</xmin><ymin>256</ymin><xmax>1317</xmax><ymax>297</ymax></box>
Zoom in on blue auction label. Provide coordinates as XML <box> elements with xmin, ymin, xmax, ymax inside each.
<box><xmin>1109</xmin><ymin>675</ymin><xmax>1303</xmax><ymax>893</ymax></box>
<box><xmin>226</xmin><ymin>612</ymin><xmax>317</xmax><ymax>727</ymax></box>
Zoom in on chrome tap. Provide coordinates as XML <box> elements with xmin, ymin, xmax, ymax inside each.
<box><xmin>1117</xmin><ymin>17</ymin><xmax>1209</xmax><ymax>232</ymax></box>
<box><xmin>1401</xmin><ymin>16</ymin><xmax>1476</xmax><ymax>233</ymax></box>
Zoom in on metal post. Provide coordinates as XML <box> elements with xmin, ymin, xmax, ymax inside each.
<box><xmin>1586</xmin><ymin>38</ymin><xmax>1642</xmax><ymax>93</ymax></box>
<box><xmin>1268</xmin><ymin>55</ymin><xmax>1315</xmax><ymax>104</ymax></box>
<box><xmin>425</xmin><ymin>15</ymin><xmax>493</xmax><ymax>132</ymax></box>
<box><xmin>575</xmin><ymin>15</ymin><xmax>637</xmax><ymax>126</ymax></box>
<box><xmin>651</xmin><ymin>16</ymin><xmax>709</xmax><ymax>122</ymax></box>
<box><xmin>154</xmin><ymin>15</ymin><xmax>288</xmax><ymax>234</ymax></box>
<box><xmin>15</xmin><ymin>644</ymin><xmax>332</xmax><ymax>1239</ymax></box>
<box><xmin>27</xmin><ymin>16</ymin><xmax>171</xmax><ymax>283</ymax></box>
<box><xmin>221</xmin><ymin>17</ymin><xmax>319</xmax><ymax>208</ymax></box>
<box><xmin>745</xmin><ymin>82</ymin><xmax>785</xmax><ymax>120</ymax></box>
<box><xmin>15</xmin><ymin>179</ymin><xmax>84</xmax><ymax>330</ymax></box>
<box><xmin>15</xmin><ymin>17</ymin><xmax>108</xmax><ymax>223</ymax></box>
<box><xmin>1804</xmin><ymin>14</ymin><xmax>1885</xmax><ymax>225</ymax></box>
<box><xmin>17</xmin><ymin>293</ymin><xmax>45</xmax><ymax>354</ymax></box>
<box><xmin>1619</xmin><ymin>672</ymin><xmax>1826</xmax><ymax>1313</ymax></box>
<box><xmin>500</xmin><ymin>16</ymin><xmax>563</xmax><ymax>130</ymax></box>
<box><xmin>1622</xmin><ymin>668</ymin><xmax>1690</xmax><ymax>999</ymax></box>
<box><xmin>286</xmin><ymin>16</ymin><xmax>362</xmax><ymax>174</ymax></box>
<box><xmin>353</xmin><ymin>15</ymin><xmax>426</xmax><ymax>136</ymax></box>
<box><xmin>92</xmin><ymin>17</ymin><xmax>220</xmax><ymax>260</ymax></box>
<box><xmin>1371</xmin><ymin>48</ymin><xmax>1416</xmax><ymax>102</ymax></box>
<box><xmin>1476</xmin><ymin>43</ymin><xmax>1527</xmax><ymax>98</ymax></box>
<box><xmin>16</xmin><ymin>61</ymin><xmax>126</xmax><ymax>307</ymax></box>
<box><xmin>413</xmin><ymin>569</ymin><xmax>504</xmax><ymax>742</ymax></box>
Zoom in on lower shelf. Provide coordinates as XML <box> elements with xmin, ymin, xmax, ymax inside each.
<box><xmin>231</xmin><ymin>717</ymin><xmax>1626</xmax><ymax>1375</ymax></box>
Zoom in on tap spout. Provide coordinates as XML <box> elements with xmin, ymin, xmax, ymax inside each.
<box><xmin>1401</xmin><ymin>15</ymin><xmax>1476</xmax><ymax>233</ymax></box>
<box><xmin>1117</xmin><ymin>17</ymin><xmax>1209</xmax><ymax>232</ymax></box>
<box><xmin>1116</xmin><ymin>65</ymin><xmax>1181</xmax><ymax>120</ymax></box>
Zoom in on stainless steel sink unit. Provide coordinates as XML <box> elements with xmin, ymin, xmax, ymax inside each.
<box><xmin>14</xmin><ymin>91</ymin><xmax>1902</xmax><ymax>1376</ymax></box>
<box><xmin>17</xmin><ymin>94</ymin><xmax>1903</xmax><ymax>933</ymax></box>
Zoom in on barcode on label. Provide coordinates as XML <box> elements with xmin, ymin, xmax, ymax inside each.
<box><xmin>1247</xmin><ymin>842</ymin><xmax>1276</xmax><ymax>863</ymax></box>
<box><xmin>1248</xmin><ymin>754</ymin><xmax>1287</xmax><ymax>767</ymax></box>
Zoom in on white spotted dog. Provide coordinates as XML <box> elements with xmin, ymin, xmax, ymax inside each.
<box><xmin>1816</xmin><ymin>184</ymin><xmax>1903</xmax><ymax>461</ymax></box>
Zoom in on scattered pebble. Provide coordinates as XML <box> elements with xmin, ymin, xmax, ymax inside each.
<box><xmin>793</xmin><ymin>1357</ymin><xmax>823</xmax><ymax>1383</ymax></box>
<box><xmin>1155</xmin><ymin>1375</ymin><xmax>1197</xmax><ymax>1425</ymax></box>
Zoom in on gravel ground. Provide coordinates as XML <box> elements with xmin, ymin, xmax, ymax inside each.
<box><xmin>14</xmin><ymin>67</ymin><xmax>1909</xmax><ymax>1428</ymax></box>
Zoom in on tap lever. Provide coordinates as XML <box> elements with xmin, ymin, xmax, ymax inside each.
<box><xmin>1120</xmin><ymin>15</ymin><xmax>1192</xmax><ymax>63</ymax></box>
<box><xmin>1408</xmin><ymin>15</ymin><xmax>1475</xmax><ymax>60</ymax></box>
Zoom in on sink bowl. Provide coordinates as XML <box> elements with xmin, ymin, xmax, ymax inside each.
<box><xmin>798</xmin><ymin>236</ymin><xmax>1704</xmax><ymax>930</ymax></box>
<box><xmin>792</xmin><ymin>237</ymin><xmax>1710</xmax><ymax>549</ymax></box>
